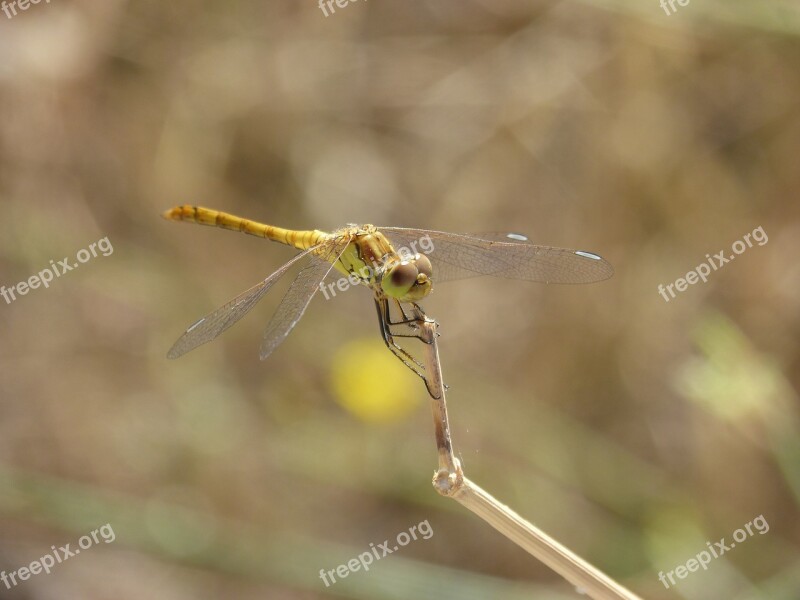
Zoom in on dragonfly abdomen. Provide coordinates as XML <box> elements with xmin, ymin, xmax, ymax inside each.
<box><xmin>162</xmin><ymin>205</ymin><xmax>326</xmax><ymax>250</ymax></box>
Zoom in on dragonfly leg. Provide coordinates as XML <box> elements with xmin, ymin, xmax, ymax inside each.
<box><xmin>393</xmin><ymin>300</ymin><xmax>434</xmax><ymax>334</ymax></box>
<box><xmin>374</xmin><ymin>297</ymin><xmax>444</xmax><ymax>398</ymax></box>
<box><xmin>375</xmin><ymin>297</ymin><xmax>427</xmax><ymax>373</ymax></box>
<box><xmin>383</xmin><ymin>303</ymin><xmax>437</xmax><ymax>347</ymax></box>
<box><xmin>411</xmin><ymin>302</ymin><xmax>439</xmax><ymax>341</ymax></box>
<box><xmin>381</xmin><ymin>299</ymin><xmax>428</xmax><ymax>345</ymax></box>
<box><xmin>385</xmin><ymin>302</ymin><xmax>437</xmax><ymax>344</ymax></box>
<box><xmin>386</xmin><ymin>299</ymin><xmax>425</xmax><ymax>328</ymax></box>
<box><xmin>386</xmin><ymin>299</ymin><xmax>429</xmax><ymax>352</ymax></box>
<box><xmin>387</xmin><ymin>302</ymin><xmax>437</xmax><ymax>343</ymax></box>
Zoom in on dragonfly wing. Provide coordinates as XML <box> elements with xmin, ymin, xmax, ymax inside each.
<box><xmin>379</xmin><ymin>227</ymin><xmax>613</xmax><ymax>284</ymax></box>
<box><xmin>167</xmin><ymin>246</ymin><xmax>318</xmax><ymax>359</ymax></box>
<box><xmin>259</xmin><ymin>237</ymin><xmax>350</xmax><ymax>360</ymax></box>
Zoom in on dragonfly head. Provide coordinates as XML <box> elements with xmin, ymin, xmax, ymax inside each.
<box><xmin>380</xmin><ymin>253</ymin><xmax>433</xmax><ymax>302</ymax></box>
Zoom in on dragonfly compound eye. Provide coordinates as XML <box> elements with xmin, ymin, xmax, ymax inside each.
<box><xmin>383</xmin><ymin>261</ymin><xmax>418</xmax><ymax>298</ymax></box>
<box><xmin>414</xmin><ymin>254</ymin><xmax>432</xmax><ymax>280</ymax></box>
<box><xmin>381</xmin><ymin>256</ymin><xmax>434</xmax><ymax>302</ymax></box>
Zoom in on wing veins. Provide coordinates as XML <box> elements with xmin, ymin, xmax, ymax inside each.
<box><xmin>167</xmin><ymin>246</ymin><xmax>319</xmax><ymax>359</ymax></box>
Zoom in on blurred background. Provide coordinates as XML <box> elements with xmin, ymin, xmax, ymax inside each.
<box><xmin>1</xmin><ymin>0</ymin><xmax>799</xmax><ymax>598</ymax></box>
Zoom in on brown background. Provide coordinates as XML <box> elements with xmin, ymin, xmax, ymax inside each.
<box><xmin>0</xmin><ymin>0</ymin><xmax>799</xmax><ymax>598</ymax></box>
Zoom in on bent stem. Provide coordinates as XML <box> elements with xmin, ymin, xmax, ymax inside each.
<box><xmin>417</xmin><ymin>316</ymin><xmax>642</xmax><ymax>600</ymax></box>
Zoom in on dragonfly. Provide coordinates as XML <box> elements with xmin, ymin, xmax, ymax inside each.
<box><xmin>163</xmin><ymin>206</ymin><xmax>613</xmax><ymax>397</ymax></box>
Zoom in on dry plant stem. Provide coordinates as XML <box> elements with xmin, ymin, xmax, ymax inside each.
<box><xmin>413</xmin><ymin>312</ymin><xmax>458</xmax><ymax>480</ymax></box>
<box><xmin>417</xmin><ymin>317</ymin><xmax>642</xmax><ymax>600</ymax></box>
<box><xmin>449</xmin><ymin>479</ymin><xmax>642</xmax><ymax>600</ymax></box>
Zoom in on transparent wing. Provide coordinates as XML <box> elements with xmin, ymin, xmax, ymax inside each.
<box><xmin>379</xmin><ymin>227</ymin><xmax>613</xmax><ymax>284</ymax></box>
<box><xmin>259</xmin><ymin>237</ymin><xmax>350</xmax><ymax>360</ymax></box>
<box><xmin>167</xmin><ymin>246</ymin><xmax>318</xmax><ymax>359</ymax></box>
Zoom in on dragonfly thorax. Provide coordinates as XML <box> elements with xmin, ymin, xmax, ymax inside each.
<box><xmin>332</xmin><ymin>228</ymin><xmax>433</xmax><ymax>302</ymax></box>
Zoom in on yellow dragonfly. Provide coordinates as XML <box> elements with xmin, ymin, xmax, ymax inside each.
<box><xmin>163</xmin><ymin>206</ymin><xmax>613</xmax><ymax>396</ymax></box>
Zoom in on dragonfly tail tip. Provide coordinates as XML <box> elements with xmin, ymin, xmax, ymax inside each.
<box><xmin>162</xmin><ymin>207</ymin><xmax>181</xmax><ymax>221</ymax></box>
